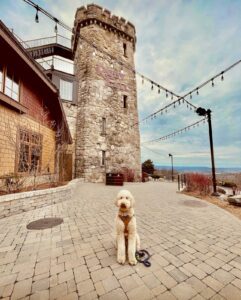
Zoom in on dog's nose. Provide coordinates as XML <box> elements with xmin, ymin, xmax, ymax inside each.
<box><xmin>121</xmin><ymin>203</ymin><xmax>126</xmax><ymax>209</ymax></box>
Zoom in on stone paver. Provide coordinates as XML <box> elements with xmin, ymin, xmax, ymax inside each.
<box><xmin>0</xmin><ymin>182</ymin><xmax>241</xmax><ymax>299</ymax></box>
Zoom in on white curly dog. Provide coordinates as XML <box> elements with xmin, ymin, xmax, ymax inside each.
<box><xmin>115</xmin><ymin>189</ymin><xmax>140</xmax><ymax>265</ymax></box>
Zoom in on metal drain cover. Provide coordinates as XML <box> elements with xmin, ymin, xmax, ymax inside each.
<box><xmin>181</xmin><ymin>200</ymin><xmax>207</xmax><ymax>208</ymax></box>
<box><xmin>27</xmin><ymin>218</ymin><xmax>63</xmax><ymax>230</ymax></box>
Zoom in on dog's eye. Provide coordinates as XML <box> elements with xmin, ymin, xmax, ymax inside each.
<box><xmin>126</xmin><ymin>197</ymin><xmax>129</xmax><ymax>199</ymax></box>
<box><xmin>120</xmin><ymin>196</ymin><xmax>123</xmax><ymax>199</ymax></box>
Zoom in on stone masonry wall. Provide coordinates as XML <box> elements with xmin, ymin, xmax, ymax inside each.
<box><xmin>72</xmin><ymin>5</ymin><xmax>141</xmax><ymax>182</ymax></box>
<box><xmin>62</xmin><ymin>102</ymin><xmax>78</xmax><ymax>177</ymax></box>
<box><xmin>0</xmin><ymin>179</ymin><xmax>81</xmax><ymax>219</ymax></box>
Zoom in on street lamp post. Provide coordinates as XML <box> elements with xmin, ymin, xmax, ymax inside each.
<box><xmin>169</xmin><ymin>153</ymin><xmax>174</xmax><ymax>182</ymax></box>
<box><xmin>196</xmin><ymin>107</ymin><xmax>217</xmax><ymax>195</ymax></box>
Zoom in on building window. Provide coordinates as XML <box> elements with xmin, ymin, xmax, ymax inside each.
<box><xmin>60</xmin><ymin>79</ymin><xmax>73</xmax><ymax>101</ymax></box>
<box><xmin>101</xmin><ymin>150</ymin><xmax>106</xmax><ymax>166</ymax></box>
<box><xmin>101</xmin><ymin>117</ymin><xmax>106</xmax><ymax>135</ymax></box>
<box><xmin>4</xmin><ymin>70</ymin><xmax>19</xmax><ymax>101</ymax></box>
<box><xmin>123</xmin><ymin>95</ymin><xmax>128</xmax><ymax>108</ymax></box>
<box><xmin>0</xmin><ymin>66</ymin><xmax>3</xmax><ymax>92</ymax></box>
<box><xmin>123</xmin><ymin>43</ymin><xmax>127</xmax><ymax>57</ymax></box>
<box><xmin>18</xmin><ymin>129</ymin><xmax>42</xmax><ymax>173</ymax></box>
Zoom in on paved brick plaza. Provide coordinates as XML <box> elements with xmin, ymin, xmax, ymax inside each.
<box><xmin>0</xmin><ymin>182</ymin><xmax>241</xmax><ymax>299</ymax></box>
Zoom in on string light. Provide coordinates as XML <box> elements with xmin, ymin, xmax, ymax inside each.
<box><xmin>23</xmin><ymin>0</ymin><xmax>241</xmax><ymax>138</ymax></box>
<box><xmin>142</xmin><ymin>117</ymin><xmax>206</xmax><ymax>144</ymax></box>
<box><xmin>23</xmin><ymin>0</ymin><xmax>241</xmax><ymax>112</ymax></box>
<box><xmin>35</xmin><ymin>6</ymin><xmax>39</xmax><ymax>23</ymax></box>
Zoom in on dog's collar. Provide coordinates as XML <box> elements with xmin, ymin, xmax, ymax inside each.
<box><xmin>118</xmin><ymin>214</ymin><xmax>134</xmax><ymax>220</ymax></box>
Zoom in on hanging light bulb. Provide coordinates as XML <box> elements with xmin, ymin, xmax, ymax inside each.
<box><xmin>190</xmin><ymin>93</ymin><xmax>192</xmax><ymax>99</ymax></box>
<box><xmin>142</xmin><ymin>76</ymin><xmax>144</xmax><ymax>84</ymax></box>
<box><xmin>121</xmin><ymin>68</ymin><xmax>124</xmax><ymax>74</ymax></box>
<box><xmin>173</xmin><ymin>103</ymin><xmax>176</xmax><ymax>108</ymax></box>
<box><xmin>158</xmin><ymin>86</ymin><xmax>160</xmax><ymax>94</ymax></box>
<box><xmin>196</xmin><ymin>88</ymin><xmax>199</xmax><ymax>95</ymax></box>
<box><xmin>111</xmin><ymin>62</ymin><xmax>114</xmax><ymax>68</ymax></box>
<box><xmin>178</xmin><ymin>100</ymin><xmax>181</xmax><ymax>105</ymax></box>
<box><xmin>221</xmin><ymin>72</ymin><xmax>224</xmax><ymax>81</ymax></box>
<box><xmin>54</xmin><ymin>22</ymin><xmax>58</xmax><ymax>33</ymax></box>
<box><xmin>182</xmin><ymin>98</ymin><xmax>185</xmax><ymax>104</ymax></box>
<box><xmin>211</xmin><ymin>79</ymin><xmax>214</xmax><ymax>87</ymax></box>
<box><xmin>35</xmin><ymin>7</ymin><xmax>39</xmax><ymax>23</ymax></box>
<box><xmin>154</xmin><ymin>114</ymin><xmax>157</xmax><ymax>119</ymax></box>
<box><xmin>166</xmin><ymin>90</ymin><xmax>168</xmax><ymax>98</ymax></box>
<box><xmin>171</xmin><ymin>93</ymin><xmax>173</xmax><ymax>100</ymax></box>
<box><xmin>151</xmin><ymin>82</ymin><xmax>154</xmax><ymax>90</ymax></box>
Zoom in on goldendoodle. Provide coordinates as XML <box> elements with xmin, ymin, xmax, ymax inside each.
<box><xmin>115</xmin><ymin>189</ymin><xmax>140</xmax><ymax>265</ymax></box>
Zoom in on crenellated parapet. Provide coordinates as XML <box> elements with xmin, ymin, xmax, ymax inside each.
<box><xmin>72</xmin><ymin>4</ymin><xmax>136</xmax><ymax>54</ymax></box>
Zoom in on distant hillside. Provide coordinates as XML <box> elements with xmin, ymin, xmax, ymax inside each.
<box><xmin>155</xmin><ymin>165</ymin><xmax>241</xmax><ymax>174</ymax></box>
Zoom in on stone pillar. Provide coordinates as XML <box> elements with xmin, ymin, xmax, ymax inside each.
<box><xmin>72</xmin><ymin>4</ymin><xmax>141</xmax><ymax>182</ymax></box>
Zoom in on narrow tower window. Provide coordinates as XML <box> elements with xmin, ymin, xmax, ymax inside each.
<box><xmin>101</xmin><ymin>117</ymin><xmax>106</xmax><ymax>135</ymax></box>
<box><xmin>123</xmin><ymin>43</ymin><xmax>127</xmax><ymax>57</ymax></box>
<box><xmin>101</xmin><ymin>150</ymin><xmax>106</xmax><ymax>166</ymax></box>
<box><xmin>123</xmin><ymin>95</ymin><xmax>128</xmax><ymax>108</ymax></box>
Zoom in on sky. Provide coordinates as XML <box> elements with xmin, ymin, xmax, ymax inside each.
<box><xmin>0</xmin><ymin>0</ymin><xmax>241</xmax><ymax>168</ymax></box>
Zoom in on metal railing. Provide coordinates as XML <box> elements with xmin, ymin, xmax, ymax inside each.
<box><xmin>22</xmin><ymin>34</ymin><xmax>71</xmax><ymax>49</ymax></box>
<box><xmin>37</xmin><ymin>56</ymin><xmax>74</xmax><ymax>75</ymax></box>
<box><xmin>11</xmin><ymin>29</ymin><xmax>73</xmax><ymax>74</ymax></box>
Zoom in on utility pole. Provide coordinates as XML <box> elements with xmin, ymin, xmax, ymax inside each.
<box><xmin>169</xmin><ymin>153</ymin><xmax>174</xmax><ymax>182</ymax></box>
<box><xmin>196</xmin><ymin>107</ymin><xmax>217</xmax><ymax>195</ymax></box>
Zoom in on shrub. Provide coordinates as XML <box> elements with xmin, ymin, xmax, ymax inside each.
<box><xmin>185</xmin><ymin>173</ymin><xmax>212</xmax><ymax>195</ymax></box>
<box><xmin>1</xmin><ymin>173</ymin><xmax>25</xmax><ymax>193</ymax></box>
<box><xmin>151</xmin><ymin>174</ymin><xmax>160</xmax><ymax>179</ymax></box>
<box><xmin>121</xmin><ymin>168</ymin><xmax>135</xmax><ymax>182</ymax></box>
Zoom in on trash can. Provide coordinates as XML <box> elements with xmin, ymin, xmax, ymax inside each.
<box><xmin>106</xmin><ymin>173</ymin><xmax>124</xmax><ymax>186</ymax></box>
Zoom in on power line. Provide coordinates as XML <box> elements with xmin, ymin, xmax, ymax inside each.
<box><xmin>141</xmin><ymin>144</ymin><xmax>165</xmax><ymax>158</ymax></box>
<box><xmin>142</xmin><ymin>117</ymin><xmax>207</xmax><ymax>144</ymax></box>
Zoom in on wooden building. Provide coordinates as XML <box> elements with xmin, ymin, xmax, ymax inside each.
<box><xmin>0</xmin><ymin>21</ymin><xmax>72</xmax><ymax>190</ymax></box>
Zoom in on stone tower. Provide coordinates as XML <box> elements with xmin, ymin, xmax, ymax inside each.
<box><xmin>72</xmin><ymin>4</ymin><xmax>141</xmax><ymax>182</ymax></box>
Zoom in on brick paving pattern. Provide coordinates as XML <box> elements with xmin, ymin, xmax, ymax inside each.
<box><xmin>0</xmin><ymin>182</ymin><xmax>241</xmax><ymax>299</ymax></box>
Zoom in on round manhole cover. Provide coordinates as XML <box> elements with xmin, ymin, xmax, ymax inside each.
<box><xmin>181</xmin><ymin>200</ymin><xmax>207</xmax><ymax>208</ymax></box>
<box><xmin>27</xmin><ymin>218</ymin><xmax>63</xmax><ymax>230</ymax></box>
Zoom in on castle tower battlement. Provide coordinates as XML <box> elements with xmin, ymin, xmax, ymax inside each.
<box><xmin>72</xmin><ymin>4</ymin><xmax>141</xmax><ymax>182</ymax></box>
<box><xmin>72</xmin><ymin>4</ymin><xmax>136</xmax><ymax>54</ymax></box>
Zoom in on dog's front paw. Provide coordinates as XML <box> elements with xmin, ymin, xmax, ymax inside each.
<box><xmin>129</xmin><ymin>257</ymin><xmax>137</xmax><ymax>265</ymax></box>
<box><xmin>117</xmin><ymin>255</ymin><xmax>126</xmax><ymax>265</ymax></box>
